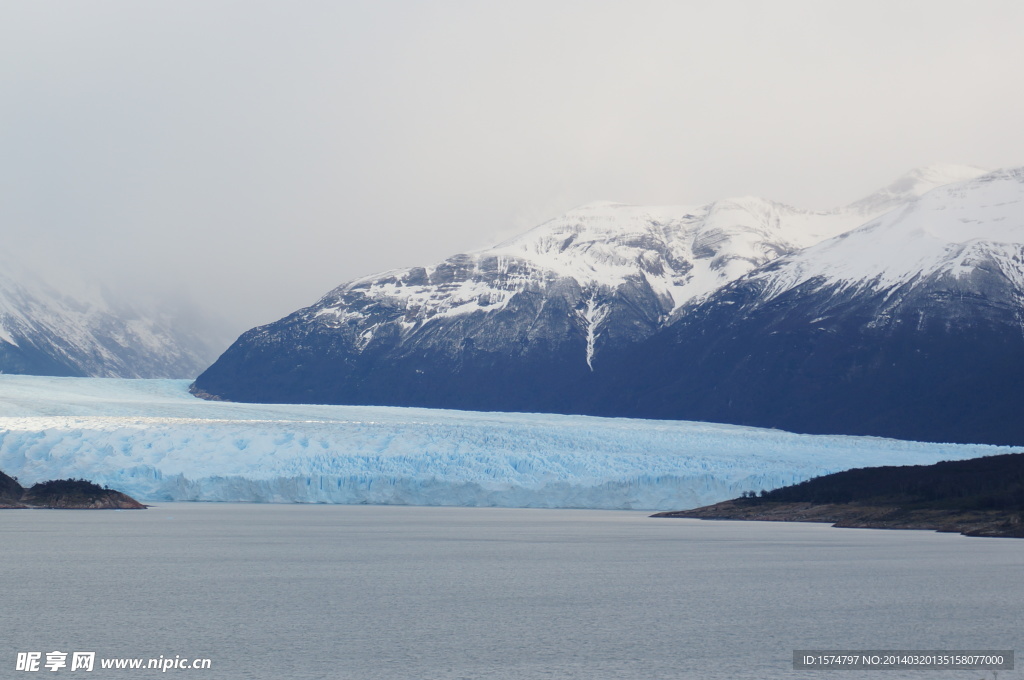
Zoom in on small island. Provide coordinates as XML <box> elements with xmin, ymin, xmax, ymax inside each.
<box><xmin>0</xmin><ymin>470</ymin><xmax>146</xmax><ymax>509</ymax></box>
<box><xmin>653</xmin><ymin>452</ymin><xmax>1024</xmax><ymax>538</ymax></box>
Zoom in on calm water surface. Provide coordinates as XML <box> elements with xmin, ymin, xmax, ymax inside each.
<box><xmin>1</xmin><ymin>504</ymin><xmax>1020</xmax><ymax>679</ymax></box>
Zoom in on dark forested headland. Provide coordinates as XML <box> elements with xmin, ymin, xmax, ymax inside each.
<box><xmin>0</xmin><ymin>470</ymin><xmax>146</xmax><ymax>509</ymax></box>
<box><xmin>653</xmin><ymin>453</ymin><xmax>1024</xmax><ymax>538</ymax></box>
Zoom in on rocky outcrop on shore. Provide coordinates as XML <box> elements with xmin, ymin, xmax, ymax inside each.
<box><xmin>0</xmin><ymin>470</ymin><xmax>146</xmax><ymax>509</ymax></box>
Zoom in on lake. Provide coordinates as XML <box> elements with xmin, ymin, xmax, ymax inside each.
<box><xmin>1</xmin><ymin>504</ymin><xmax>1020</xmax><ymax>679</ymax></box>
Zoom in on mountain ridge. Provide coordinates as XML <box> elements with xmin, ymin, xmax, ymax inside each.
<box><xmin>191</xmin><ymin>164</ymin><xmax>1022</xmax><ymax>445</ymax></box>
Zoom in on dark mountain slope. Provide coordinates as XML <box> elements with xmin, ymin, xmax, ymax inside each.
<box><xmin>594</xmin><ymin>169</ymin><xmax>1024</xmax><ymax>445</ymax></box>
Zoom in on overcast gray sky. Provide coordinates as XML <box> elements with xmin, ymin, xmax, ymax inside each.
<box><xmin>2</xmin><ymin>0</ymin><xmax>1023</xmax><ymax>337</ymax></box>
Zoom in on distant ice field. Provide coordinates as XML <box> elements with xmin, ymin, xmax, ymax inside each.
<box><xmin>0</xmin><ymin>375</ymin><xmax>1010</xmax><ymax>510</ymax></box>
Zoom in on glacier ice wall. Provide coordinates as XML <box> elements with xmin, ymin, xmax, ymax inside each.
<box><xmin>0</xmin><ymin>376</ymin><xmax>1010</xmax><ymax>510</ymax></box>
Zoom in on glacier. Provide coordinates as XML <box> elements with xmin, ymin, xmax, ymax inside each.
<box><xmin>0</xmin><ymin>374</ymin><xmax>1011</xmax><ymax>510</ymax></box>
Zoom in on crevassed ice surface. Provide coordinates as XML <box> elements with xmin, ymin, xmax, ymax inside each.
<box><xmin>0</xmin><ymin>375</ymin><xmax>1010</xmax><ymax>509</ymax></box>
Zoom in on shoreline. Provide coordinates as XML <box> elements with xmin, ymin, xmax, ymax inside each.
<box><xmin>652</xmin><ymin>500</ymin><xmax>1024</xmax><ymax>538</ymax></box>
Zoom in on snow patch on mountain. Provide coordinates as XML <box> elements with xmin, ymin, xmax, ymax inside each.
<box><xmin>0</xmin><ymin>322</ymin><xmax>17</xmax><ymax>347</ymax></box>
<box><xmin>577</xmin><ymin>295</ymin><xmax>610</xmax><ymax>370</ymax></box>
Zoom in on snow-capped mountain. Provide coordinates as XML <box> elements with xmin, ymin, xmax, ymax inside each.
<box><xmin>751</xmin><ymin>166</ymin><xmax>1024</xmax><ymax>298</ymax></box>
<box><xmin>192</xmin><ymin>163</ymin><xmax>993</xmax><ymax>420</ymax></box>
<box><xmin>0</xmin><ymin>262</ymin><xmax>226</xmax><ymax>378</ymax></box>
<box><xmin>599</xmin><ymin>167</ymin><xmax>1024</xmax><ymax>445</ymax></box>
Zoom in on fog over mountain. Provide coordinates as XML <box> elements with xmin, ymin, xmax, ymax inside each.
<box><xmin>2</xmin><ymin>2</ymin><xmax>1022</xmax><ymax>336</ymax></box>
<box><xmin>0</xmin><ymin>253</ymin><xmax>230</xmax><ymax>378</ymax></box>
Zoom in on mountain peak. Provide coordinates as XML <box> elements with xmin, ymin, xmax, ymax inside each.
<box><xmin>750</xmin><ymin>166</ymin><xmax>1024</xmax><ymax>301</ymax></box>
<box><xmin>846</xmin><ymin>163</ymin><xmax>988</xmax><ymax>214</ymax></box>
<box><xmin>912</xmin><ymin>161</ymin><xmax>987</xmax><ymax>176</ymax></box>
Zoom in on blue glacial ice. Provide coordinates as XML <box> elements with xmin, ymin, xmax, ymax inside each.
<box><xmin>0</xmin><ymin>375</ymin><xmax>1011</xmax><ymax>510</ymax></box>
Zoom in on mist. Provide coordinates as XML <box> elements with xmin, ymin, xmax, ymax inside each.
<box><xmin>2</xmin><ymin>1</ymin><xmax>1022</xmax><ymax>339</ymax></box>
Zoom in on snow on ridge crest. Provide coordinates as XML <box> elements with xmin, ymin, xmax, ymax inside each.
<box><xmin>306</xmin><ymin>166</ymin><xmax>999</xmax><ymax>362</ymax></box>
<box><xmin>747</xmin><ymin>167</ymin><xmax>1024</xmax><ymax>300</ymax></box>
<box><xmin>328</xmin><ymin>197</ymin><xmax>836</xmax><ymax>321</ymax></box>
<box><xmin>844</xmin><ymin>163</ymin><xmax>988</xmax><ymax>215</ymax></box>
